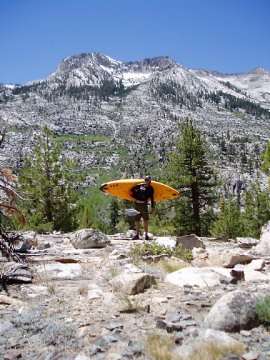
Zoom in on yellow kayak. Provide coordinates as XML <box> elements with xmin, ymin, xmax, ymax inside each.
<box><xmin>100</xmin><ymin>178</ymin><xmax>180</xmax><ymax>202</ymax></box>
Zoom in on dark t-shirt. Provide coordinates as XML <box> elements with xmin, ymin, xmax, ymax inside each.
<box><xmin>130</xmin><ymin>183</ymin><xmax>155</xmax><ymax>208</ymax></box>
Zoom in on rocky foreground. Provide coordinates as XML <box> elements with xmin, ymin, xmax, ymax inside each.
<box><xmin>1</xmin><ymin>224</ymin><xmax>270</xmax><ymax>360</ymax></box>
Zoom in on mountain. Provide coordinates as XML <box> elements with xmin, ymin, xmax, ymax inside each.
<box><xmin>48</xmin><ymin>53</ymin><xmax>176</xmax><ymax>87</ymax></box>
<box><xmin>193</xmin><ymin>67</ymin><xmax>270</xmax><ymax>110</ymax></box>
<box><xmin>0</xmin><ymin>53</ymin><xmax>270</xmax><ymax>186</ymax></box>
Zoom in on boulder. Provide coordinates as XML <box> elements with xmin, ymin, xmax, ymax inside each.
<box><xmin>192</xmin><ymin>247</ymin><xmax>208</xmax><ymax>257</ymax></box>
<box><xmin>205</xmin><ymin>290</ymin><xmax>259</xmax><ymax>332</ymax></box>
<box><xmin>230</xmin><ymin>269</ymin><xmax>245</xmax><ymax>281</ymax></box>
<box><xmin>126</xmin><ymin>230</ymin><xmax>136</xmax><ymax>239</ymax></box>
<box><xmin>234</xmin><ymin>259</ymin><xmax>265</xmax><ymax>271</ymax></box>
<box><xmin>208</xmin><ymin>249</ymin><xmax>253</xmax><ymax>268</ymax></box>
<box><xmin>212</xmin><ymin>267</ymin><xmax>270</xmax><ymax>282</ymax></box>
<box><xmin>110</xmin><ymin>272</ymin><xmax>155</xmax><ymax>295</ymax></box>
<box><xmin>3</xmin><ymin>262</ymin><xmax>32</xmax><ymax>284</ymax></box>
<box><xmin>21</xmin><ymin>231</ymin><xmax>37</xmax><ymax>242</ymax></box>
<box><xmin>70</xmin><ymin>228</ymin><xmax>110</xmax><ymax>249</ymax></box>
<box><xmin>165</xmin><ymin>267</ymin><xmax>224</xmax><ymax>289</ymax></box>
<box><xmin>4</xmin><ymin>231</ymin><xmax>37</xmax><ymax>253</ymax></box>
<box><xmin>165</xmin><ymin>266</ymin><xmax>270</xmax><ymax>289</ymax></box>
<box><xmin>191</xmin><ymin>248</ymin><xmax>210</xmax><ymax>267</ymax></box>
<box><xmin>154</xmin><ymin>237</ymin><xmax>177</xmax><ymax>249</ymax></box>
<box><xmin>110</xmin><ymin>263</ymin><xmax>156</xmax><ymax>295</ymax></box>
<box><xmin>255</xmin><ymin>221</ymin><xmax>270</xmax><ymax>255</ymax></box>
<box><xmin>236</xmin><ymin>237</ymin><xmax>258</xmax><ymax>249</ymax></box>
<box><xmin>176</xmin><ymin>234</ymin><xmax>205</xmax><ymax>250</ymax></box>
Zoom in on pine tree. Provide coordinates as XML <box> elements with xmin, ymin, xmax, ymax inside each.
<box><xmin>239</xmin><ymin>141</ymin><xmax>270</xmax><ymax>237</ymax></box>
<box><xmin>109</xmin><ymin>199</ymin><xmax>120</xmax><ymax>234</ymax></box>
<box><xmin>79</xmin><ymin>207</ymin><xmax>92</xmax><ymax>229</ymax></box>
<box><xmin>242</xmin><ymin>181</ymin><xmax>270</xmax><ymax>238</ymax></box>
<box><xmin>261</xmin><ymin>142</ymin><xmax>270</xmax><ymax>177</ymax></box>
<box><xmin>210</xmin><ymin>196</ymin><xmax>244</xmax><ymax>239</ymax></box>
<box><xmin>19</xmin><ymin>126</ymin><xmax>78</xmax><ymax>232</ymax></box>
<box><xmin>165</xmin><ymin>118</ymin><xmax>217</xmax><ymax>236</ymax></box>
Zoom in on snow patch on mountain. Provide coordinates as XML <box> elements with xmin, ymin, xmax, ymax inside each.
<box><xmin>217</xmin><ymin>68</ymin><xmax>270</xmax><ymax>109</ymax></box>
<box><xmin>121</xmin><ymin>71</ymin><xmax>152</xmax><ymax>86</ymax></box>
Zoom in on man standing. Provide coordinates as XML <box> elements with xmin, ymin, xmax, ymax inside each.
<box><xmin>129</xmin><ymin>175</ymin><xmax>155</xmax><ymax>240</ymax></box>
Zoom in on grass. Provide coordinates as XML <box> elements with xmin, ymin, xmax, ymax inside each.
<box><xmin>6</xmin><ymin>126</ymin><xmax>25</xmax><ymax>133</ymax></box>
<box><xmin>32</xmin><ymin>256</ymin><xmax>57</xmax><ymax>295</ymax></box>
<box><xmin>47</xmin><ymin>282</ymin><xmax>56</xmax><ymax>295</ymax></box>
<box><xmin>256</xmin><ymin>294</ymin><xmax>270</xmax><ymax>324</ymax></box>
<box><xmin>56</xmin><ymin>134</ymin><xmax>109</xmax><ymax>142</ymax></box>
<box><xmin>117</xmin><ymin>146</ymin><xmax>129</xmax><ymax>158</ymax></box>
<box><xmin>158</xmin><ymin>259</ymin><xmax>187</xmax><ymax>273</ymax></box>
<box><xmin>183</xmin><ymin>341</ymin><xmax>245</xmax><ymax>360</ymax></box>
<box><xmin>78</xmin><ymin>283</ymin><xmax>88</xmax><ymax>296</ymax></box>
<box><xmin>145</xmin><ymin>336</ymin><xmax>245</xmax><ymax>360</ymax></box>
<box><xmin>145</xmin><ymin>334</ymin><xmax>175</xmax><ymax>360</ymax></box>
<box><xmin>234</xmin><ymin>111</ymin><xmax>246</xmax><ymax>120</ymax></box>
<box><xmin>129</xmin><ymin>242</ymin><xmax>192</xmax><ymax>263</ymax></box>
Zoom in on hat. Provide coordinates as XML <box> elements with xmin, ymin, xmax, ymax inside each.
<box><xmin>145</xmin><ymin>175</ymin><xmax>151</xmax><ymax>181</ymax></box>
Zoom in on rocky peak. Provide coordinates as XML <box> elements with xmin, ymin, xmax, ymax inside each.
<box><xmin>45</xmin><ymin>53</ymin><xmax>180</xmax><ymax>89</ymax></box>
<box><xmin>56</xmin><ymin>52</ymin><xmax>121</xmax><ymax>73</ymax></box>
<box><xmin>250</xmin><ymin>67</ymin><xmax>270</xmax><ymax>76</ymax></box>
<box><xmin>125</xmin><ymin>56</ymin><xmax>177</xmax><ymax>72</ymax></box>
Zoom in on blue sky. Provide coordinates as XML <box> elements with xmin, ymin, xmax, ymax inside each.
<box><xmin>1</xmin><ymin>0</ymin><xmax>270</xmax><ymax>84</ymax></box>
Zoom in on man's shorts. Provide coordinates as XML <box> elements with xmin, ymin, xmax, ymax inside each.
<box><xmin>134</xmin><ymin>203</ymin><xmax>149</xmax><ymax>221</ymax></box>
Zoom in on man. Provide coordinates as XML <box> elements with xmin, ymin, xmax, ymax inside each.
<box><xmin>129</xmin><ymin>175</ymin><xmax>155</xmax><ymax>240</ymax></box>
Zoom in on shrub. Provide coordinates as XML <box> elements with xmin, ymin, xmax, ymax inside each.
<box><xmin>129</xmin><ymin>242</ymin><xmax>192</xmax><ymax>263</ymax></box>
<box><xmin>256</xmin><ymin>294</ymin><xmax>270</xmax><ymax>324</ymax></box>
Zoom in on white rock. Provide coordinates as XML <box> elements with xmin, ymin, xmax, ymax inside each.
<box><xmin>205</xmin><ymin>290</ymin><xmax>259</xmax><ymax>331</ymax></box>
<box><xmin>207</xmin><ymin>248</ymin><xmax>253</xmax><ymax>267</ymax></box>
<box><xmin>256</xmin><ymin>221</ymin><xmax>270</xmax><ymax>254</ymax></box>
<box><xmin>165</xmin><ymin>266</ymin><xmax>270</xmax><ymax>289</ymax></box>
<box><xmin>203</xmin><ymin>328</ymin><xmax>244</xmax><ymax>347</ymax></box>
<box><xmin>234</xmin><ymin>259</ymin><xmax>265</xmax><ymax>271</ymax></box>
<box><xmin>154</xmin><ymin>236</ymin><xmax>177</xmax><ymax>249</ymax></box>
<box><xmin>176</xmin><ymin>234</ymin><xmax>205</xmax><ymax>250</ymax></box>
<box><xmin>165</xmin><ymin>267</ymin><xmax>222</xmax><ymax>289</ymax></box>
<box><xmin>70</xmin><ymin>228</ymin><xmax>110</xmax><ymax>249</ymax></box>
<box><xmin>35</xmin><ymin>263</ymin><xmax>82</xmax><ymax>279</ymax></box>
<box><xmin>110</xmin><ymin>272</ymin><xmax>155</xmax><ymax>295</ymax></box>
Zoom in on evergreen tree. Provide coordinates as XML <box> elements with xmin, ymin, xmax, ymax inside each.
<box><xmin>109</xmin><ymin>199</ymin><xmax>120</xmax><ymax>234</ymax></box>
<box><xmin>242</xmin><ymin>181</ymin><xmax>270</xmax><ymax>238</ymax></box>
<box><xmin>261</xmin><ymin>142</ymin><xmax>270</xmax><ymax>177</ymax></box>
<box><xmin>165</xmin><ymin>118</ymin><xmax>217</xmax><ymax>236</ymax></box>
<box><xmin>239</xmin><ymin>141</ymin><xmax>270</xmax><ymax>237</ymax></box>
<box><xmin>172</xmin><ymin>196</ymin><xmax>195</xmax><ymax>235</ymax></box>
<box><xmin>210</xmin><ymin>196</ymin><xmax>244</xmax><ymax>239</ymax></box>
<box><xmin>79</xmin><ymin>207</ymin><xmax>93</xmax><ymax>229</ymax></box>
<box><xmin>19</xmin><ymin>126</ymin><xmax>78</xmax><ymax>232</ymax></box>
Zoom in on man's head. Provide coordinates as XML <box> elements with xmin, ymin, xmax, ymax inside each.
<box><xmin>144</xmin><ymin>175</ymin><xmax>151</xmax><ymax>185</ymax></box>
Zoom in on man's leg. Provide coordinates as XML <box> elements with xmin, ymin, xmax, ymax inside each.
<box><xmin>135</xmin><ymin>220</ymin><xmax>140</xmax><ymax>236</ymax></box>
<box><xmin>133</xmin><ymin>204</ymin><xmax>142</xmax><ymax>239</ymax></box>
<box><xmin>144</xmin><ymin>220</ymin><xmax>149</xmax><ymax>240</ymax></box>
